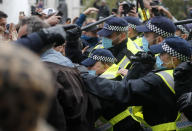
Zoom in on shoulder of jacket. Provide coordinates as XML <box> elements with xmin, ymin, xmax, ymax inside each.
<box><xmin>151</xmin><ymin>68</ymin><xmax>169</xmax><ymax>73</ymax></box>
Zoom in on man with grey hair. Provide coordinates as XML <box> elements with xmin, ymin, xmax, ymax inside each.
<box><xmin>18</xmin><ymin>16</ymin><xmax>50</xmax><ymax>38</ymax></box>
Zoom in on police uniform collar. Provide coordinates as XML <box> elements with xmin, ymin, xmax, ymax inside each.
<box><xmin>110</xmin><ymin>39</ymin><xmax>127</xmax><ymax>50</ymax></box>
<box><xmin>152</xmin><ymin>68</ymin><xmax>173</xmax><ymax>73</ymax></box>
<box><xmin>109</xmin><ymin>39</ymin><xmax>128</xmax><ymax>57</ymax></box>
<box><xmin>131</xmin><ymin>36</ymin><xmax>137</xmax><ymax>41</ymax></box>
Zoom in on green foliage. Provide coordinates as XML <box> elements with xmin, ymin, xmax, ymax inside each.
<box><xmin>162</xmin><ymin>0</ymin><xmax>192</xmax><ymax>20</ymax></box>
<box><xmin>82</xmin><ymin>0</ymin><xmax>192</xmax><ymax>20</ymax></box>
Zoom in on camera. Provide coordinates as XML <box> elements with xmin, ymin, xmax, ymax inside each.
<box><xmin>121</xmin><ymin>1</ymin><xmax>135</xmax><ymax>15</ymax></box>
<box><xmin>150</xmin><ymin>0</ymin><xmax>162</xmax><ymax>16</ymax></box>
<box><xmin>112</xmin><ymin>8</ymin><xmax>118</xmax><ymax>14</ymax></box>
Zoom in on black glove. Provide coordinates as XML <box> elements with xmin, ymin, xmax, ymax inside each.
<box><xmin>174</xmin><ymin>61</ymin><xmax>192</xmax><ymax>97</ymax></box>
<box><xmin>39</xmin><ymin>24</ymin><xmax>81</xmax><ymax>46</ymax></box>
<box><xmin>130</xmin><ymin>51</ymin><xmax>156</xmax><ymax>65</ymax></box>
<box><xmin>64</xmin><ymin>24</ymin><xmax>82</xmax><ymax>42</ymax></box>
<box><xmin>126</xmin><ymin>52</ymin><xmax>155</xmax><ymax>80</ymax></box>
<box><xmin>40</xmin><ymin>25</ymin><xmax>67</xmax><ymax>46</ymax></box>
<box><xmin>177</xmin><ymin>92</ymin><xmax>192</xmax><ymax>121</ymax></box>
<box><xmin>65</xmin><ymin>24</ymin><xmax>83</xmax><ymax>63</ymax></box>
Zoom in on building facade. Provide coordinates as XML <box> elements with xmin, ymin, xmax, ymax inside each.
<box><xmin>36</xmin><ymin>0</ymin><xmax>81</xmax><ymax>20</ymax></box>
<box><xmin>0</xmin><ymin>0</ymin><xmax>33</xmax><ymax>24</ymax></box>
<box><xmin>0</xmin><ymin>0</ymin><xmax>81</xmax><ymax>24</ymax></box>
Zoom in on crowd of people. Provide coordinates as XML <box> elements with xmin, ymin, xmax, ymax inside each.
<box><xmin>0</xmin><ymin>0</ymin><xmax>192</xmax><ymax>131</ymax></box>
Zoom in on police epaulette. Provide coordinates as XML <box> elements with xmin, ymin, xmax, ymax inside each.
<box><xmin>152</xmin><ymin>68</ymin><xmax>170</xmax><ymax>73</ymax></box>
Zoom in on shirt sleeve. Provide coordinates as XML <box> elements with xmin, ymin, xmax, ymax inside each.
<box><xmin>75</xmin><ymin>14</ymin><xmax>87</xmax><ymax>27</ymax></box>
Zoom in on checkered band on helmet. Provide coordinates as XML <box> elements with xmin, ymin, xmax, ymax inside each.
<box><xmin>104</xmin><ymin>24</ymin><xmax>129</xmax><ymax>32</ymax></box>
<box><xmin>128</xmin><ymin>23</ymin><xmax>136</xmax><ymax>29</ymax></box>
<box><xmin>162</xmin><ymin>43</ymin><xmax>190</xmax><ymax>61</ymax></box>
<box><xmin>91</xmin><ymin>55</ymin><xmax>116</xmax><ymax>63</ymax></box>
<box><xmin>146</xmin><ymin>21</ymin><xmax>174</xmax><ymax>38</ymax></box>
<box><xmin>177</xmin><ymin>25</ymin><xmax>189</xmax><ymax>35</ymax></box>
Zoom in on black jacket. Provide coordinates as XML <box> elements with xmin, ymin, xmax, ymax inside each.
<box><xmin>109</xmin><ymin>39</ymin><xmax>135</xmax><ymax>70</ymax></box>
<box><xmin>109</xmin><ymin>39</ymin><xmax>128</xmax><ymax>62</ymax></box>
<box><xmin>81</xmin><ymin>68</ymin><xmax>178</xmax><ymax>126</ymax></box>
<box><xmin>95</xmin><ymin>62</ymin><xmax>154</xmax><ymax>131</ymax></box>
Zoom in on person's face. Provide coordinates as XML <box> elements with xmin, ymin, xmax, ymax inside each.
<box><xmin>66</xmin><ymin>20</ymin><xmax>71</xmax><ymax>25</ymax></box>
<box><xmin>84</xmin><ymin>31</ymin><xmax>98</xmax><ymax>37</ymax></box>
<box><xmin>88</xmin><ymin>61</ymin><xmax>109</xmax><ymax>75</ymax></box>
<box><xmin>101</xmin><ymin>2</ymin><xmax>106</xmax><ymax>6</ymax></box>
<box><xmin>18</xmin><ymin>24</ymin><xmax>28</xmax><ymax>38</ymax></box>
<box><xmin>99</xmin><ymin>23</ymin><xmax>104</xmax><ymax>29</ymax></box>
<box><xmin>160</xmin><ymin>53</ymin><xmax>180</xmax><ymax>69</ymax></box>
<box><xmin>175</xmin><ymin>30</ymin><xmax>188</xmax><ymax>40</ymax></box>
<box><xmin>0</xmin><ymin>18</ymin><xmax>7</xmax><ymax>33</ymax></box>
<box><xmin>54</xmin><ymin>44</ymin><xmax>66</xmax><ymax>56</ymax></box>
<box><xmin>144</xmin><ymin>32</ymin><xmax>163</xmax><ymax>46</ymax></box>
<box><xmin>143</xmin><ymin>0</ymin><xmax>152</xmax><ymax>9</ymax></box>
<box><xmin>128</xmin><ymin>28</ymin><xmax>137</xmax><ymax>39</ymax></box>
<box><xmin>175</xmin><ymin>30</ymin><xmax>182</xmax><ymax>37</ymax></box>
<box><xmin>107</xmin><ymin>32</ymin><xmax>126</xmax><ymax>46</ymax></box>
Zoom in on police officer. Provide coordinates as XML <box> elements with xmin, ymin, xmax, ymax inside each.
<box><xmin>81</xmin><ymin>49</ymin><xmax>116</xmax><ymax>76</ymax></box>
<box><xmin>81</xmin><ymin>22</ymin><xmax>100</xmax><ymax>48</ymax></box>
<box><xmin>175</xmin><ymin>24</ymin><xmax>190</xmax><ymax>40</ymax></box>
<box><xmin>135</xmin><ymin>16</ymin><xmax>176</xmax><ymax>52</ymax></box>
<box><xmin>81</xmin><ymin>22</ymin><xmax>100</xmax><ymax>57</ymax></box>
<box><xmin>95</xmin><ymin>17</ymin><xmax>141</xmax><ymax>70</ymax></box>
<box><xmin>123</xmin><ymin>16</ymin><xmax>142</xmax><ymax>41</ymax></box>
<box><xmin>81</xmin><ymin>37</ymin><xmax>192</xmax><ymax>130</ymax></box>
<box><xmin>81</xmin><ymin>49</ymin><xmax>143</xmax><ymax>131</ymax></box>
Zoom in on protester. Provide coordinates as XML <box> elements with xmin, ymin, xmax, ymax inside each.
<box><xmin>81</xmin><ymin>49</ymin><xmax>115</xmax><ymax>75</ymax></box>
<box><xmin>0</xmin><ymin>11</ymin><xmax>8</xmax><ymax>40</ymax></box>
<box><xmin>75</xmin><ymin>7</ymin><xmax>98</xmax><ymax>27</ymax></box>
<box><xmin>93</xmin><ymin>0</ymin><xmax>110</xmax><ymax>20</ymax></box>
<box><xmin>18</xmin><ymin>16</ymin><xmax>50</xmax><ymax>38</ymax></box>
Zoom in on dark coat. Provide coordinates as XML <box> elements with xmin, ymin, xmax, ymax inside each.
<box><xmin>97</xmin><ymin>62</ymin><xmax>154</xmax><ymax>131</ymax></box>
<box><xmin>45</xmin><ymin>62</ymin><xmax>101</xmax><ymax>131</ymax></box>
<box><xmin>93</xmin><ymin>2</ymin><xmax>110</xmax><ymax>20</ymax></box>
